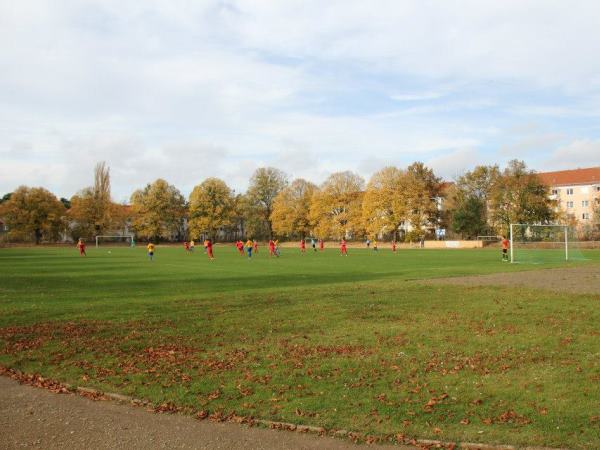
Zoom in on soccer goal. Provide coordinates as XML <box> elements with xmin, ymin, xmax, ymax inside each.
<box><xmin>95</xmin><ymin>235</ymin><xmax>135</xmax><ymax>248</ymax></box>
<box><xmin>509</xmin><ymin>224</ymin><xmax>585</xmax><ymax>264</ymax></box>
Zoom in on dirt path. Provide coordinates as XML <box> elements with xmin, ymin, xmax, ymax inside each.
<box><xmin>0</xmin><ymin>376</ymin><xmax>413</xmax><ymax>450</ymax></box>
<box><xmin>428</xmin><ymin>265</ymin><xmax>600</xmax><ymax>295</ymax></box>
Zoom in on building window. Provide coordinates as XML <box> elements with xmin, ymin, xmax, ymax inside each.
<box><xmin>566</xmin><ymin>188</ymin><xmax>574</xmax><ymax>195</ymax></box>
<box><xmin>582</xmin><ymin>213</ymin><xmax>590</xmax><ymax>220</ymax></box>
<box><xmin>596</xmin><ymin>186</ymin><xmax>600</xmax><ymax>192</ymax></box>
<box><xmin>551</xmin><ymin>189</ymin><xmax>559</xmax><ymax>195</ymax></box>
<box><xmin>582</xmin><ymin>200</ymin><xmax>589</xmax><ymax>207</ymax></box>
<box><xmin>566</xmin><ymin>201</ymin><xmax>573</xmax><ymax>208</ymax></box>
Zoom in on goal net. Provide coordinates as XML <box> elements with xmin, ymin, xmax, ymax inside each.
<box><xmin>509</xmin><ymin>224</ymin><xmax>586</xmax><ymax>264</ymax></box>
<box><xmin>95</xmin><ymin>235</ymin><xmax>135</xmax><ymax>248</ymax></box>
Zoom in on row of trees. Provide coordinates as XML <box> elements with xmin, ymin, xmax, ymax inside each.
<box><xmin>2</xmin><ymin>160</ymin><xmax>592</xmax><ymax>244</ymax></box>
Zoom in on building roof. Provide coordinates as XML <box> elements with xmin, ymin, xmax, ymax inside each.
<box><xmin>537</xmin><ymin>167</ymin><xmax>600</xmax><ymax>187</ymax></box>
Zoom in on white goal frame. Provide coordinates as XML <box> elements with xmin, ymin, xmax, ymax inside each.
<box><xmin>95</xmin><ymin>235</ymin><xmax>135</xmax><ymax>248</ymax></box>
<box><xmin>509</xmin><ymin>224</ymin><xmax>568</xmax><ymax>263</ymax></box>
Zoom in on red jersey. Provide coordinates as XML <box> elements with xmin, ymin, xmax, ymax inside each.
<box><xmin>77</xmin><ymin>241</ymin><xmax>85</xmax><ymax>250</ymax></box>
<box><xmin>319</xmin><ymin>240</ymin><xmax>324</xmax><ymax>249</ymax></box>
<box><xmin>300</xmin><ymin>240</ymin><xmax>305</xmax><ymax>248</ymax></box>
<box><xmin>502</xmin><ymin>239</ymin><xmax>509</xmax><ymax>250</ymax></box>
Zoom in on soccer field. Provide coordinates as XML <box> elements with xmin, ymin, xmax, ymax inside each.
<box><xmin>1</xmin><ymin>246</ymin><xmax>599</xmax><ymax>448</ymax></box>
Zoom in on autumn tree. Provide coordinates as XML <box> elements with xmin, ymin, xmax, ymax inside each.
<box><xmin>0</xmin><ymin>186</ymin><xmax>66</xmax><ymax>244</ymax></box>
<box><xmin>403</xmin><ymin>162</ymin><xmax>442</xmax><ymax>240</ymax></box>
<box><xmin>362</xmin><ymin>167</ymin><xmax>408</xmax><ymax>240</ymax></box>
<box><xmin>310</xmin><ymin>171</ymin><xmax>365</xmax><ymax>239</ymax></box>
<box><xmin>271</xmin><ymin>178</ymin><xmax>318</xmax><ymax>238</ymax></box>
<box><xmin>130</xmin><ymin>179</ymin><xmax>186</xmax><ymax>241</ymax></box>
<box><xmin>246</xmin><ymin>167</ymin><xmax>288</xmax><ymax>238</ymax></box>
<box><xmin>188</xmin><ymin>178</ymin><xmax>235</xmax><ymax>240</ymax></box>
<box><xmin>454</xmin><ymin>165</ymin><xmax>501</xmax><ymax>204</ymax></box>
<box><xmin>68</xmin><ymin>162</ymin><xmax>114</xmax><ymax>237</ymax></box>
<box><xmin>489</xmin><ymin>160</ymin><xmax>556</xmax><ymax>234</ymax></box>
<box><xmin>591</xmin><ymin>197</ymin><xmax>600</xmax><ymax>239</ymax></box>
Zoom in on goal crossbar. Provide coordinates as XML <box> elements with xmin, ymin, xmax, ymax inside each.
<box><xmin>95</xmin><ymin>235</ymin><xmax>134</xmax><ymax>248</ymax></box>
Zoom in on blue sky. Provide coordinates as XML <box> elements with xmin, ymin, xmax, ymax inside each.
<box><xmin>1</xmin><ymin>0</ymin><xmax>599</xmax><ymax>201</ymax></box>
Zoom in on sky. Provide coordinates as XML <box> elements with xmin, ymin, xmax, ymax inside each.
<box><xmin>1</xmin><ymin>0</ymin><xmax>600</xmax><ymax>202</ymax></box>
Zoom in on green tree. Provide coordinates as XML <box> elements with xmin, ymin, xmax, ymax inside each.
<box><xmin>1</xmin><ymin>193</ymin><xmax>12</xmax><ymax>204</ymax></box>
<box><xmin>310</xmin><ymin>171</ymin><xmax>365</xmax><ymax>239</ymax></box>
<box><xmin>489</xmin><ymin>160</ymin><xmax>556</xmax><ymax>234</ymax></box>
<box><xmin>188</xmin><ymin>178</ymin><xmax>235</xmax><ymax>241</ymax></box>
<box><xmin>130</xmin><ymin>179</ymin><xmax>186</xmax><ymax>241</ymax></box>
<box><xmin>60</xmin><ymin>197</ymin><xmax>71</xmax><ymax>209</ymax></box>
<box><xmin>246</xmin><ymin>167</ymin><xmax>288</xmax><ymax>238</ymax></box>
<box><xmin>271</xmin><ymin>178</ymin><xmax>318</xmax><ymax>238</ymax></box>
<box><xmin>452</xmin><ymin>165</ymin><xmax>500</xmax><ymax>233</ymax></box>
<box><xmin>0</xmin><ymin>186</ymin><xmax>66</xmax><ymax>244</ymax></box>
<box><xmin>451</xmin><ymin>196</ymin><xmax>487</xmax><ymax>239</ymax></box>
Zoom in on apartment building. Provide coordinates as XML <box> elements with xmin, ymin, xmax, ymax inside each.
<box><xmin>538</xmin><ymin>167</ymin><xmax>600</xmax><ymax>228</ymax></box>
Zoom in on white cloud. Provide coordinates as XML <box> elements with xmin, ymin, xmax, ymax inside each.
<box><xmin>1</xmin><ymin>1</ymin><xmax>600</xmax><ymax>199</ymax></box>
<box><xmin>542</xmin><ymin>139</ymin><xmax>600</xmax><ymax>170</ymax></box>
<box><xmin>426</xmin><ymin>148</ymin><xmax>485</xmax><ymax>181</ymax></box>
<box><xmin>391</xmin><ymin>92</ymin><xmax>443</xmax><ymax>102</ymax></box>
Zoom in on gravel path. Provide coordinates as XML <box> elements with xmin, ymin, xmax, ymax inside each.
<box><xmin>0</xmin><ymin>376</ymin><xmax>411</xmax><ymax>450</ymax></box>
<box><xmin>428</xmin><ymin>265</ymin><xmax>600</xmax><ymax>295</ymax></box>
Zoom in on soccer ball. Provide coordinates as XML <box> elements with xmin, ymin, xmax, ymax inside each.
<box><xmin>108</xmin><ymin>251</ymin><xmax>111</xmax><ymax>254</ymax></box>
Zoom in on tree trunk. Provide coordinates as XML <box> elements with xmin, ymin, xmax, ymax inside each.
<box><xmin>34</xmin><ymin>228</ymin><xmax>41</xmax><ymax>245</ymax></box>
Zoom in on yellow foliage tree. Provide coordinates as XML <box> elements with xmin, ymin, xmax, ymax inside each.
<box><xmin>403</xmin><ymin>162</ymin><xmax>443</xmax><ymax>240</ymax></box>
<box><xmin>188</xmin><ymin>178</ymin><xmax>234</xmax><ymax>241</ymax></box>
<box><xmin>130</xmin><ymin>179</ymin><xmax>186</xmax><ymax>241</ymax></box>
<box><xmin>0</xmin><ymin>186</ymin><xmax>66</xmax><ymax>244</ymax></box>
<box><xmin>309</xmin><ymin>171</ymin><xmax>364</xmax><ymax>239</ymax></box>
<box><xmin>271</xmin><ymin>178</ymin><xmax>318</xmax><ymax>238</ymax></box>
<box><xmin>68</xmin><ymin>162</ymin><xmax>114</xmax><ymax>238</ymax></box>
<box><xmin>246</xmin><ymin>167</ymin><xmax>288</xmax><ymax>238</ymax></box>
<box><xmin>362</xmin><ymin>166</ymin><xmax>408</xmax><ymax>240</ymax></box>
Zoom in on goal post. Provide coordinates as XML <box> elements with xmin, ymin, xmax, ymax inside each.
<box><xmin>95</xmin><ymin>235</ymin><xmax>135</xmax><ymax>248</ymax></box>
<box><xmin>509</xmin><ymin>224</ymin><xmax>584</xmax><ymax>264</ymax></box>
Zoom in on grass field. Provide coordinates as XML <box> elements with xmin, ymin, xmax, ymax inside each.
<box><xmin>1</xmin><ymin>245</ymin><xmax>599</xmax><ymax>448</ymax></box>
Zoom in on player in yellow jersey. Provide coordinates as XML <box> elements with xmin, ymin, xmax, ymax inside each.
<box><xmin>245</xmin><ymin>239</ymin><xmax>254</xmax><ymax>258</ymax></box>
<box><xmin>147</xmin><ymin>242</ymin><xmax>155</xmax><ymax>261</ymax></box>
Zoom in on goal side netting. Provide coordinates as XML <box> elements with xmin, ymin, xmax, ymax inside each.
<box><xmin>95</xmin><ymin>235</ymin><xmax>135</xmax><ymax>248</ymax></box>
<box><xmin>509</xmin><ymin>224</ymin><xmax>586</xmax><ymax>264</ymax></box>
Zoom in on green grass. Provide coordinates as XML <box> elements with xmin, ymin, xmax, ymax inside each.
<box><xmin>1</xmin><ymin>245</ymin><xmax>599</xmax><ymax>448</ymax></box>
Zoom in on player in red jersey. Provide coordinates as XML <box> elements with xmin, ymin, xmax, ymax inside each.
<box><xmin>253</xmin><ymin>240</ymin><xmax>259</xmax><ymax>254</ymax></box>
<box><xmin>501</xmin><ymin>236</ymin><xmax>510</xmax><ymax>261</ymax></box>
<box><xmin>319</xmin><ymin>239</ymin><xmax>324</xmax><ymax>251</ymax></box>
<box><xmin>235</xmin><ymin>240</ymin><xmax>244</xmax><ymax>255</ymax></box>
<box><xmin>184</xmin><ymin>241</ymin><xmax>190</xmax><ymax>252</ymax></box>
<box><xmin>77</xmin><ymin>238</ymin><xmax>86</xmax><ymax>256</ymax></box>
<box><xmin>268</xmin><ymin>239</ymin><xmax>275</xmax><ymax>256</ymax></box>
<box><xmin>340</xmin><ymin>239</ymin><xmax>348</xmax><ymax>256</ymax></box>
<box><xmin>206</xmin><ymin>239</ymin><xmax>214</xmax><ymax>259</ymax></box>
<box><xmin>300</xmin><ymin>238</ymin><xmax>306</xmax><ymax>253</ymax></box>
<box><xmin>392</xmin><ymin>240</ymin><xmax>397</xmax><ymax>252</ymax></box>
